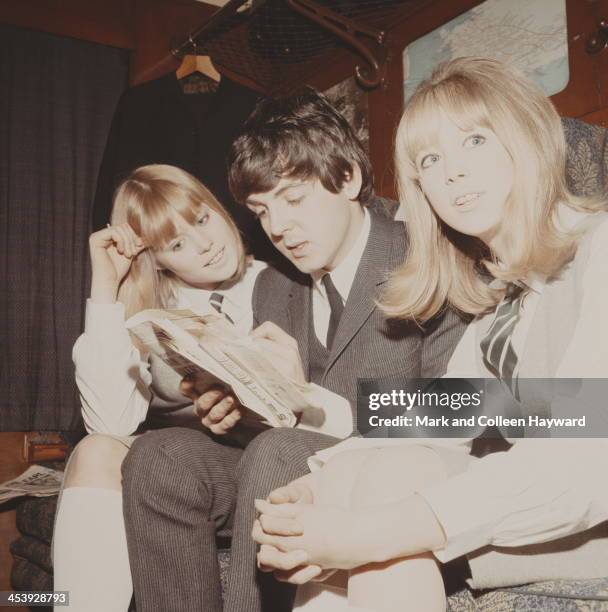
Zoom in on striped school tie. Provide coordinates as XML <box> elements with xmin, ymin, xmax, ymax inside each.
<box><xmin>208</xmin><ymin>292</ymin><xmax>234</xmax><ymax>324</ymax></box>
<box><xmin>480</xmin><ymin>284</ymin><xmax>525</xmax><ymax>400</ymax></box>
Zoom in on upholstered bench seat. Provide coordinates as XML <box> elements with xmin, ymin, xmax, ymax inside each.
<box><xmin>11</xmin><ymin>495</ymin><xmax>608</xmax><ymax>611</ymax></box>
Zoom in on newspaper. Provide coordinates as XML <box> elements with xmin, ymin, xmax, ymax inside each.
<box><xmin>126</xmin><ymin>309</ymin><xmax>316</xmax><ymax>428</ymax></box>
<box><xmin>0</xmin><ymin>465</ymin><xmax>64</xmax><ymax>504</ymax></box>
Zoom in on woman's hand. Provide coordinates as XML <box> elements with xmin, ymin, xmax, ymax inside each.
<box><xmin>89</xmin><ymin>224</ymin><xmax>145</xmax><ymax>303</ymax></box>
<box><xmin>257</xmin><ymin>474</ymin><xmax>335</xmax><ymax>585</ymax></box>
<box><xmin>253</xmin><ymin>499</ymin><xmax>377</xmax><ymax>572</ymax></box>
<box><xmin>267</xmin><ymin>473</ymin><xmax>316</xmax><ymax>505</ymax></box>
<box><xmin>254</xmin><ymin>494</ymin><xmax>447</xmax><ymax>582</ymax></box>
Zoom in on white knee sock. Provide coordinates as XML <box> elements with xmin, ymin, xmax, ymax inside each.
<box><xmin>52</xmin><ymin>487</ymin><xmax>132</xmax><ymax>611</ymax></box>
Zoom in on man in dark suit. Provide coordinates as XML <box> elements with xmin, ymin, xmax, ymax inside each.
<box><xmin>122</xmin><ymin>90</ymin><xmax>466</xmax><ymax>612</ymax></box>
<box><xmin>220</xmin><ymin>90</ymin><xmax>466</xmax><ymax>612</ymax></box>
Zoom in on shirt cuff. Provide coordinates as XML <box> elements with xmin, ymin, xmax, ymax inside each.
<box><xmin>298</xmin><ymin>383</ymin><xmax>353</xmax><ymax>439</ymax></box>
<box><xmin>418</xmin><ymin>471</ymin><xmax>497</xmax><ymax>562</ymax></box>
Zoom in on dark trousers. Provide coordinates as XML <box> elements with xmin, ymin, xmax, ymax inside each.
<box><xmin>122</xmin><ymin>427</ymin><xmax>336</xmax><ymax>612</ymax></box>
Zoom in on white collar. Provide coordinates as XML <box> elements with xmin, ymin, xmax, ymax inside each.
<box><xmin>312</xmin><ymin>208</ymin><xmax>371</xmax><ymax>302</ymax></box>
<box><xmin>178</xmin><ymin>259</ymin><xmax>265</xmax><ymax>321</ymax></box>
<box><xmin>511</xmin><ymin>204</ymin><xmax>590</xmax><ymax>294</ymax></box>
<box><xmin>523</xmin><ymin>273</ymin><xmax>546</xmax><ymax>294</ymax></box>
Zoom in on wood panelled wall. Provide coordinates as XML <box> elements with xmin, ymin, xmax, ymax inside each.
<box><xmin>0</xmin><ymin>0</ymin><xmax>215</xmax><ymax>84</ymax></box>
<box><xmin>2</xmin><ymin>0</ymin><xmax>608</xmax><ymax>199</ymax></box>
<box><xmin>0</xmin><ymin>0</ymin><xmax>135</xmax><ymax>49</ymax></box>
<box><xmin>322</xmin><ymin>0</ymin><xmax>608</xmax><ymax>199</ymax></box>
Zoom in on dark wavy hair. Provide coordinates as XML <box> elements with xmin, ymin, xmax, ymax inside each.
<box><xmin>228</xmin><ymin>88</ymin><xmax>373</xmax><ymax>206</ymax></box>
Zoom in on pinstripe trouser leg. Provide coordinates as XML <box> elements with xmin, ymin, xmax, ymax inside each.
<box><xmin>224</xmin><ymin>427</ymin><xmax>338</xmax><ymax>612</ymax></box>
<box><xmin>122</xmin><ymin>427</ymin><xmax>243</xmax><ymax>612</ymax></box>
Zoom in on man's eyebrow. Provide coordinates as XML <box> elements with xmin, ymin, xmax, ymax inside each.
<box><xmin>246</xmin><ymin>182</ymin><xmax>306</xmax><ymax>206</ymax></box>
<box><xmin>275</xmin><ymin>182</ymin><xmax>305</xmax><ymax>197</ymax></box>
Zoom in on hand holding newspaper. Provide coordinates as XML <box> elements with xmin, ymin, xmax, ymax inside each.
<box><xmin>126</xmin><ymin>309</ymin><xmax>321</xmax><ymax>428</ymax></box>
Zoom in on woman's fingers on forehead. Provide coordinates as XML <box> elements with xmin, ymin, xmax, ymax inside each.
<box><xmin>111</xmin><ymin>226</ymin><xmax>127</xmax><ymax>253</ymax></box>
<box><xmin>117</xmin><ymin>225</ymin><xmax>136</xmax><ymax>256</ymax></box>
<box><xmin>124</xmin><ymin>223</ymin><xmax>144</xmax><ymax>246</ymax></box>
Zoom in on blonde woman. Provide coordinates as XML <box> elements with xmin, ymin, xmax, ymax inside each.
<box><xmin>52</xmin><ymin>164</ymin><xmax>265</xmax><ymax>610</ymax></box>
<box><xmin>254</xmin><ymin>57</ymin><xmax>608</xmax><ymax>612</ymax></box>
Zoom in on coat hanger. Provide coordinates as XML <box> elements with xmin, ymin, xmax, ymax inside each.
<box><xmin>175</xmin><ymin>35</ymin><xmax>221</xmax><ymax>82</ymax></box>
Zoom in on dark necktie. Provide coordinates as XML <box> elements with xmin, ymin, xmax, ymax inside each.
<box><xmin>480</xmin><ymin>284</ymin><xmax>525</xmax><ymax>400</ymax></box>
<box><xmin>209</xmin><ymin>292</ymin><xmax>234</xmax><ymax>324</ymax></box>
<box><xmin>322</xmin><ymin>274</ymin><xmax>344</xmax><ymax>350</ymax></box>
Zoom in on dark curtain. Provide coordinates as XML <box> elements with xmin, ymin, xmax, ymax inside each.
<box><xmin>0</xmin><ymin>25</ymin><xmax>129</xmax><ymax>430</ymax></box>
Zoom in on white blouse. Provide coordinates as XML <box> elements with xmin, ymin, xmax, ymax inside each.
<box><xmin>73</xmin><ymin>259</ymin><xmax>352</xmax><ymax>439</ymax></box>
<box><xmin>310</xmin><ymin>209</ymin><xmax>608</xmax><ymax>562</ymax></box>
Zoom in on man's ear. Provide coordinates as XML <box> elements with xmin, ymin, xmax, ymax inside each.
<box><xmin>342</xmin><ymin>163</ymin><xmax>363</xmax><ymax>201</ymax></box>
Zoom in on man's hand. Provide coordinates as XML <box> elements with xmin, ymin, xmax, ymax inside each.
<box><xmin>180</xmin><ymin>381</ymin><xmax>243</xmax><ymax>435</ymax></box>
<box><xmin>250</xmin><ymin>322</ymin><xmax>307</xmax><ymax>385</ymax></box>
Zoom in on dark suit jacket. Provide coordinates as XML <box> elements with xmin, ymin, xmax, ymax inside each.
<box><xmin>252</xmin><ymin>212</ymin><xmax>467</xmax><ymax>426</ymax></box>
<box><xmin>92</xmin><ymin>73</ymin><xmax>276</xmax><ymax>261</ymax></box>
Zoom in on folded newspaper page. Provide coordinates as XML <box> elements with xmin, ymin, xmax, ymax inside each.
<box><xmin>126</xmin><ymin>309</ymin><xmax>317</xmax><ymax>428</ymax></box>
<box><xmin>0</xmin><ymin>465</ymin><xmax>64</xmax><ymax>504</ymax></box>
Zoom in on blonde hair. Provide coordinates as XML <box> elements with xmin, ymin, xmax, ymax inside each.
<box><xmin>111</xmin><ymin>164</ymin><xmax>246</xmax><ymax>318</ymax></box>
<box><xmin>382</xmin><ymin>57</ymin><xmax>604</xmax><ymax>322</ymax></box>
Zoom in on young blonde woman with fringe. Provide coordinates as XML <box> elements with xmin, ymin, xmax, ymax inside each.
<box><xmin>52</xmin><ymin>164</ymin><xmax>266</xmax><ymax>611</ymax></box>
<box><xmin>253</xmin><ymin>57</ymin><xmax>608</xmax><ymax>612</ymax></box>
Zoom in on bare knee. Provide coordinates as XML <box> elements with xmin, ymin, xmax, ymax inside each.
<box><xmin>314</xmin><ymin>448</ymin><xmax>377</xmax><ymax>506</ymax></box>
<box><xmin>64</xmin><ymin>434</ymin><xmax>128</xmax><ymax>490</ymax></box>
<box><xmin>350</xmin><ymin>445</ymin><xmax>447</xmax><ymax>509</ymax></box>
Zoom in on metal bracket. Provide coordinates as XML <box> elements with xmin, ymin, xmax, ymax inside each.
<box><xmin>286</xmin><ymin>0</ymin><xmax>388</xmax><ymax>88</ymax></box>
<box><xmin>171</xmin><ymin>0</ymin><xmax>250</xmax><ymax>59</ymax></box>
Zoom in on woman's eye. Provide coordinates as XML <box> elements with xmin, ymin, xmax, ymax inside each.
<box><xmin>286</xmin><ymin>196</ymin><xmax>304</xmax><ymax>206</ymax></box>
<box><xmin>196</xmin><ymin>213</ymin><xmax>209</xmax><ymax>225</ymax></box>
<box><xmin>170</xmin><ymin>239</ymin><xmax>185</xmax><ymax>252</ymax></box>
<box><xmin>465</xmin><ymin>134</ymin><xmax>486</xmax><ymax>147</ymax></box>
<box><xmin>254</xmin><ymin>209</ymin><xmax>267</xmax><ymax>219</ymax></box>
<box><xmin>420</xmin><ymin>154</ymin><xmax>439</xmax><ymax>170</ymax></box>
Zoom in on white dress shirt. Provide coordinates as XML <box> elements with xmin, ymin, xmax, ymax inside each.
<box><xmin>310</xmin><ymin>209</ymin><xmax>371</xmax><ymax>346</ymax></box>
<box><xmin>178</xmin><ymin>259</ymin><xmax>265</xmax><ymax>335</ymax></box>
<box><xmin>73</xmin><ymin>259</ymin><xmax>268</xmax><ymax>435</ymax></box>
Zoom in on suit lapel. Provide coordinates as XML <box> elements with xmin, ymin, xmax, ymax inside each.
<box><xmin>325</xmin><ymin>214</ymin><xmax>397</xmax><ymax>374</ymax></box>
<box><xmin>286</xmin><ymin>278</ymin><xmax>312</xmax><ymax>374</ymax></box>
